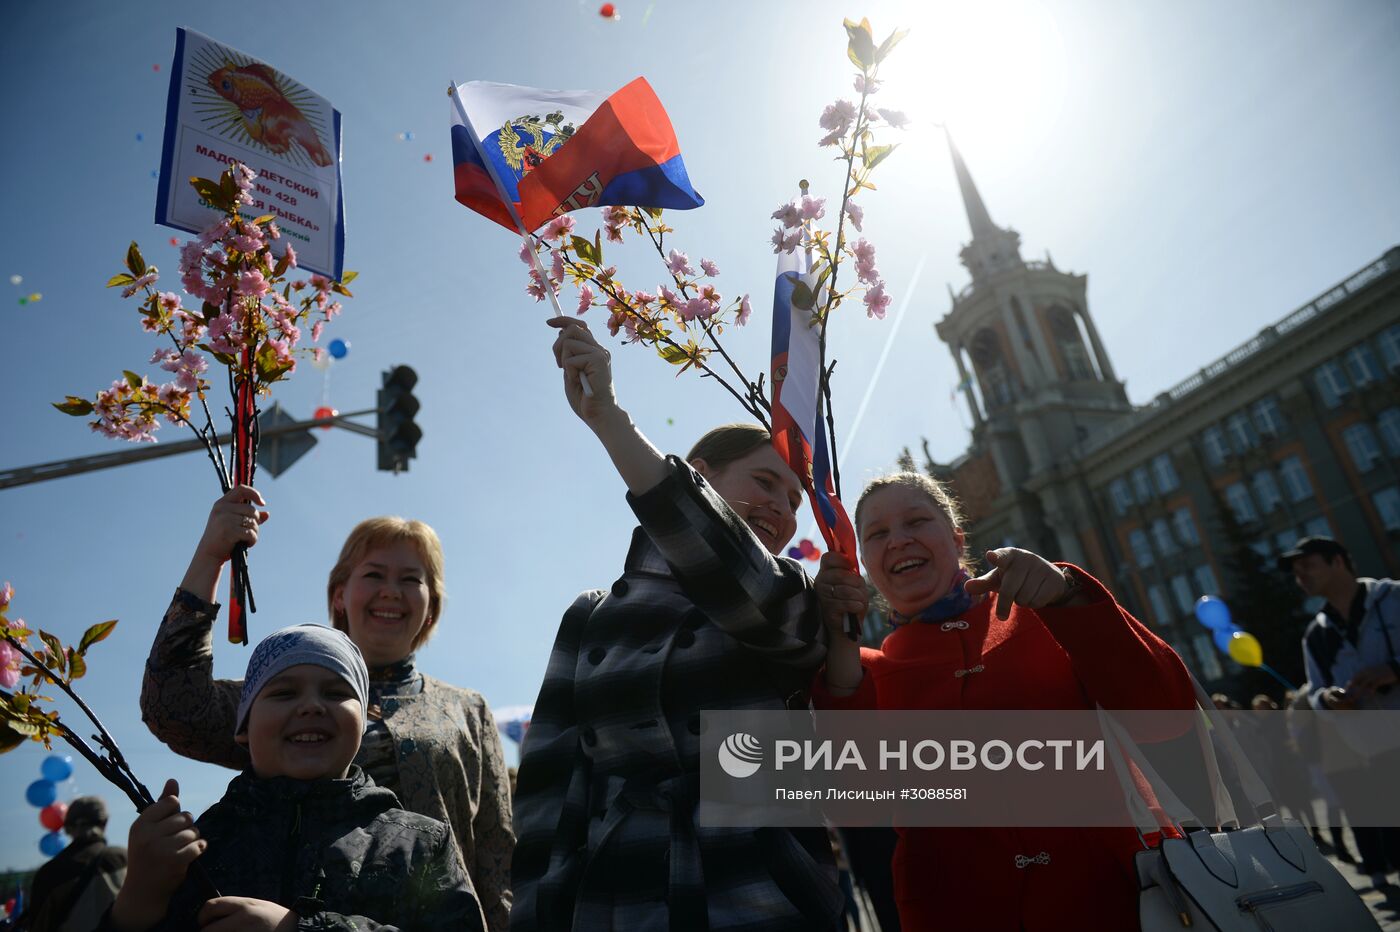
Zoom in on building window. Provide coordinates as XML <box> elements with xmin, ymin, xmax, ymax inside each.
<box><xmin>1343</xmin><ymin>344</ymin><xmax>1383</xmax><ymax>387</ymax></box>
<box><xmin>1193</xmin><ymin>633</ymin><xmax>1225</xmax><ymax>681</ymax></box>
<box><xmin>1170</xmin><ymin>575</ymin><xmax>1195</xmax><ymax>615</ymax></box>
<box><xmin>1151</xmin><ymin>454</ymin><xmax>1180</xmax><ymax>494</ymax></box>
<box><xmin>1224</xmin><ymin>483</ymin><xmax>1258</xmax><ymax>523</ymax></box>
<box><xmin>1380</xmin><ymin>324</ymin><xmax>1400</xmax><ymax>372</ymax></box>
<box><xmin>1251</xmin><ymin>396</ymin><xmax>1286</xmax><ymax>438</ymax></box>
<box><xmin>1151</xmin><ymin>518</ymin><xmax>1176</xmax><ymax>556</ymax></box>
<box><xmin>1225</xmin><ymin>412</ymin><xmax>1258</xmax><ymax>454</ymax></box>
<box><xmin>1131</xmin><ymin>466</ymin><xmax>1154</xmax><ymax>503</ymax></box>
<box><xmin>1193</xmin><ymin>564</ymin><xmax>1220</xmax><ymax>597</ymax></box>
<box><xmin>1251</xmin><ymin>470</ymin><xmax>1283</xmax><ymax>514</ymax></box>
<box><xmin>1128</xmin><ymin>529</ymin><xmax>1154</xmax><ymax>568</ymax></box>
<box><xmin>1302</xmin><ymin>516</ymin><xmax>1333</xmax><ymax>538</ymax></box>
<box><xmin>1342</xmin><ymin>423</ymin><xmax>1383</xmax><ymax>473</ymax></box>
<box><xmin>1202</xmin><ymin>426</ymin><xmax>1229</xmax><ymax>467</ymax></box>
<box><xmin>1109</xmin><ymin>478</ymin><xmax>1133</xmax><ymax>516</ymax></box>
<box><xmin>1379</xmin><ymin>408</ymin><xmax>1400</xmax><ymax>457</ymax></box>
<box><xmin>1147</xmin><ymin>585</ymin><xmax>1173</xmax><ymax>625</ymax></box>
<box><xmin>1249</xmin><ymin>538</ymin><xmax>1272</xmax><ymax>559</ymax></box>
<box><xmin>1278</xmin><ymin>456</ymin><xmax>1313</xmax><ymax>502</ymax></box>
<box><xmin>1275</xmin><ymin>529</ymin><xmax>1299</xmax><ymax>553</ymax></box>
<box><xmin>1314</xmin><ymin>361</ymin><xmax>1351</xmax><ymax>408</ymax></box>
<box><xmin>1375</xmin><ymin>487</ymin><xmax>1400</xmax><ymax>532</ymax></box>
<box><xmin>1172</xmin><ymin>507</ymin><xmax>1200</xmax><ymax>546</ymax></box>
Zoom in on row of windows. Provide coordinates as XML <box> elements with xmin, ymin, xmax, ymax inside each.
<box><xmin>1125</xmin><ymin>507</ymin><xmax>1201</xmax><ymax>567</ymax></box>
<box><xmin>1376</xmin><ymin>486</ymin><xmax>1400</xmax><ymax>532</ymax></box>
<box><xmin>1108</xmin><ymin>454</ymin><xmax>1181</xmax><ymax>514</ymax></box>
<box><xmin>1341</xmin><ymin>408</ymin><xmax>1400</xmax><ymax>473</ymax></box>
<box><xmin>1201</xmin><ymin>397</ymin><xmax>1288</xmax><ymax>467</ymax></box>
<box><xmin>1178</xmin><ymin>634</ymin><xmax>1226</xmax><ymax>683</ymax></box>
<box><xmin>1314</xmin><ymin>324</ymin><xmax>1400</xmax><ymax>409</ymax></box>
<box><xmin>1222</xmin><ymin>456</ymin><xmax>1315</xmax><ymax>523</ymax></box>
<box><xmin>1145</xmin><ymin>565</ymin><xmax>1221</xmax><ymax>624</ymax></box>
<box><xmin>1250</xmin><ymin>517</ymin><xmax>1335</xmax><ymax>562</ymax></box>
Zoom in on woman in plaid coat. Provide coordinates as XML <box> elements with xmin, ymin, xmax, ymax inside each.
<box><xmin>510</xmin><ymin>318</ymin><xmax>844</xmax><ymax>931</ymax></box>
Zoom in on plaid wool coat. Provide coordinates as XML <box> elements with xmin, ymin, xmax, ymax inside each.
<box><xmin>510</xmin><ymin>458</ymin><xmax>843</xmax><ymax>932</ymax></box>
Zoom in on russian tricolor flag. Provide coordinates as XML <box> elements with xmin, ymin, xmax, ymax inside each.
<box><xmin>770</xmin><ymin>250</ymin><xmax>859</xmax><ymax>583</ymax></box>
<box><xmin>451</xmin><ymin>78</ymin><xmax>703</xmax><ymax>233</ymax></box>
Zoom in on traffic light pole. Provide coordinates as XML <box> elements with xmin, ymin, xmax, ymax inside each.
<box><xmin>0</xmin><ymin>408</ymin><xmax>377</xmax><ymax>491</ymax></box>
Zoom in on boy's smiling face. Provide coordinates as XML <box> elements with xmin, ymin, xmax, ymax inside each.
<box><xmin>237</xmin><ymin>664</ymin><xmax>363</xmax><ymax>780</ymax></box>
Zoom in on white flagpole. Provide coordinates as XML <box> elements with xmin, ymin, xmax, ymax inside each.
<box><xmin>450</xmin><ymin>82</ymin><xmax>592</xmax><ymax>395</ymax></box>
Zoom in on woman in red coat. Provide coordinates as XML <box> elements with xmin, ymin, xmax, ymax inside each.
<box><xmin>811</xmin><ymin>472</ymin><xmax>1196</xmax><ymax>932</ymax></box>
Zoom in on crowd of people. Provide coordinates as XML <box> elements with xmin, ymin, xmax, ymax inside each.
<box><xmin>8</xmin><ymin>316</ymin><xmax>1397</xmax><ymax>930</ymax></box>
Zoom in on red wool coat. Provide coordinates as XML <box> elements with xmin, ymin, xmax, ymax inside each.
<box><xmin>811</xmin><ymin>566</ymin><xmax>1195</xmax><ymax>932</ymax></box>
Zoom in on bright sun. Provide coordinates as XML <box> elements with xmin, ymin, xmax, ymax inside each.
<box><xmin>875</xmin><ymin>0</ymin><xmax>1068</xmax><ymax>170</ymax></box>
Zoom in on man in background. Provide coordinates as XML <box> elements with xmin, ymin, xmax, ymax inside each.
<box><xmin>21</xmin><ymin>797</ymin><xmax>126</xmax><ymax>932</ymax></box>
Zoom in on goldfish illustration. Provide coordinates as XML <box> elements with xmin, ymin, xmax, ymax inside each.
<box><xmin>207</xmin><ymin>62</ymin><xmax>333</xmax><ymax>167</ymax></box>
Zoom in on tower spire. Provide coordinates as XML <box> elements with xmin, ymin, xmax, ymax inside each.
<box><xmin>943</xmin><ymin>126</ymin><xmax>1023</xmax><ymax>282</ymax></box>
<box><xmin>944</xmin><ymin>126</ymin><xmax>998</xmax><ymax>241</ymax></box>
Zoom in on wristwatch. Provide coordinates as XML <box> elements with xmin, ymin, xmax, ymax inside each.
<box><xmin>1047</xmin><ymin>566</ymin><xmax>1081</xmax><ymax>607</ymax></box>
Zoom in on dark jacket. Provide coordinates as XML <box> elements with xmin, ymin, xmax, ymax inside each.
<box><xmin>148</xmin><ymin>767</ymin><xmax>482</xmax><ymax>931</ymax></box>
<box><xmin>23</xmin><ymin>832</ymin><xmax>125</xmax><ymax>931</ymax></box>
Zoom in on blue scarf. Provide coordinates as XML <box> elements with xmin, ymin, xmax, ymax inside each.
<box><xmin>889</xmin><ymin>570</ymin><xmax>976</xmax><ymax>626</ymax></box>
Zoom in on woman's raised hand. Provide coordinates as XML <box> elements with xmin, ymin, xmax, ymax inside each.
<box><xmin>180</xmin><ymin>485</ymin><xmax>268</xmax><ymax>603</ymax></box>
<box><xmin>815</xmin><ymin>551</ymin><xmax>869</xmax><ymax>639</ymax></box>
<box><xmin>549</xmin><ymin>316</ymin><xmax>619</xmax><ymax>425</ymax></box>
<box><xmin>964</xmin><ymin>548</ymin><xmax>1071</xmax><ymax>621</ymax></box>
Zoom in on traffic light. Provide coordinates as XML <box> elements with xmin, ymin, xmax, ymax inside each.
<box><xmin>377</xmin><ymin>365</ymin><xmax>421</xmax><ymax>473</ymax></box>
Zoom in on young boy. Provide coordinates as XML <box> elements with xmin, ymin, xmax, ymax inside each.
<box><xmin>108</xmin><ymin>624</ymin><xmax>484</xmax><ymax>931</ymax></box>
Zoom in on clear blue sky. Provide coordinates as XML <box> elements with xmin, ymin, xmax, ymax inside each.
<box><xmin>2</xmin><ymin>0</ymin><xmax>1397</xmax><ymax>869</ymax></box>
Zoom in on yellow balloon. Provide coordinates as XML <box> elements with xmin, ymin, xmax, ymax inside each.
<box><xmin>1228</xmin><ymin>631</ymin><xmax>1263</xmax><ymax>667</ymax></box>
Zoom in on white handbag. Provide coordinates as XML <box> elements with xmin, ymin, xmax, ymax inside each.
<box><xmin>1101</xmin><ymin>678</ymin><xmax>1380</xmax><ymax>932</ymax></box>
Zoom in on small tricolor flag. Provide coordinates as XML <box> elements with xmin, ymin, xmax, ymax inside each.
<box><xmin>450</xmin><ymin>77</ymin><xmax>703</xmax><ymax>233</ymax></box>
<box><xmin>770</xmin><ymin>250</ymin><xmax>859</xmax><ymax>587</ymax></box>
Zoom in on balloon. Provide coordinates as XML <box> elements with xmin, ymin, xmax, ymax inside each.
<box><xmin>18</xmin><ymin>297</ymin><xmax>27</xmax><ymax>305</ymax></box>
<box><xmin>1212</xmin><ymin>626</ymin><xmax>1238</xmax><ymax>654</ymax></box>
<box><xmin>599</xmin><ymin>2</ymin><xmax>617</xmax><ymax>17</ymax></box>
<box><xmin>39</xmin><ymin>831</ymin><xmax>66</xmax><ymax>857</ymax></box>
<box><xmin>39</xmin><ymin>802</ymin><xmax>68</xmax><ymax>831</ymax></box>
<box><xmin>135</xmin><ymin>132</ymin><xmax>144</xmax><ymax>142</ymax></box>
<box><xmin>1193</xmin><ymin>596</ymin><xmax>1233</xmax><ymax>631</ymax></box>
<box><xmin>1228</xmin><ymin>631</ymin><xmax>1264</xmax><ymax>667</ymax></box>
<box><xmin>423</xmin><ymin>153</ymin><xmax>434</xmax><ymax>162</ymax></box>
<box><xmin>806</xmin><ymin>548</ymin><xmax>822</xmax><ymax>562</ymax></box>
<box><xmin>41</xmin><ymin>754</ymin><xmax>74</xmax><ymax>782</ymax></box>
<box><xmin>169</xmin><ymin>237</ymin><xmax>179</xmax><ymax>246</ymax></box>
<box><xmin>8</xmin><ymin>274</ymin><xmax>20</xmax><ymax>286</ymax></box>
<box><xmin>26</xmin><ymin>779</ymin><xmax>57</xmax><ymax>808</ymax></box>
<box><xmin>27</xmin><ymin>293</ymin><xmax>41</xmax><ymax>303</ymax></box>
<box><xmin>153</xmin><ymin>63</ymin><xmax>161</xmax><ymax>72</ymax></box>
<box><xmin>313</xmin><ymin>406</ymin><xmax>337</xmax><ymax>430</ymax></box>
<box><xmin>798</xmin><ymin>538</ymin><xmax>816</xmax><ymax>555</ymax></box>
<box><xmin>328</xmin><ymin>338</ymin><xmax>349</xmax><ymax>359</ymax></box>
<box><xmin>5</xmin><ymin>897</ymin><xmax>14</xmax><ymax>916</ymax></box>
<box><xmin>151</xmin><ymin>169</ymin><xmax>159</xmax><ymax>178</ymax></box>
<box><xmin>787</xmin><ymin>547</ymin><xmax>803</xmax><ymax>559</ymax></box>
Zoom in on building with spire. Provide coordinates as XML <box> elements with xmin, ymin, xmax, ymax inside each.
<box><xmin>902</xmin><ymin>131</ymin><xmax>1400</xmax><ymax>685</ymax></box>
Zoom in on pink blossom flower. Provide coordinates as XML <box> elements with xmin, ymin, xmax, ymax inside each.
<box><xmin>0</xmin><ymin>641</ymin><xmax>18</xmax><ymax>689</ymax></box>
<box><xmin>0</xmin><ymin>581</ymin><xmax>11</xmax><ymax>610</ymax></box>
<box><xmin>771</xmin><ymin>201</ymin><xmax>802</xmax><ymax>229</ymax></box>
<box><xmin>632</xmin><ymin>289</ymin><xmax>656</xmax><ymax>308</ymax></box>
<box><xmin>159</xmin><ymin>291</ymin><xmax>181</xmax><ymax>313</ymax></box>
<box><xmin>863</xmin><ymin>280</ymin><xmax>891</xmax><ymax>319</ymax></box>
<box><xmin>266</xmin><ymin>223</ymin><xmax>281</xmax><ymax>240</ymax></box>
<box><xmin>854</xmin><ymin>75</ymin><xmax>882</xmax><ymax>95</ymax></box>
<box><xmin>681</xmin><ymin>297</ymin><xmax>714</xmax><ymax>322</ymax></box>
<box><xmin>845</xmin><ymin>201</ymin><xmax>864</xmax><ymax>232</ymax></box>
<box><xmin>658</xmin><ymin>284</ymin><xmax>680</xmax><ymax>308</ymax></box>
<box><xmin>771</xmin><ymin>228</ymin><xmax>803</xmax><ymax>255</ymax></box>
<box><xmin>238</xmin><ymin>270</ymin><xmax>270</xmax><ymax>297</ymax></box>
<box><xmin>324</xmin><ymin>301</ymin><xmax>343</xmax><ymax>320</ymax></box>
<box><xmin>151</xmin><ymin>348</ymin><xmax>178</xmax><ymax>366</ymax></box>
<box><xmin>819</xmin><ymin>99</ymin><xmax>857</xmax><ymax>134</ymax></box>
<box><xmin>284</xmin><ymin>244</ymin><xmax>298</xmax><ymax>268</ymax></box>
<box><xmin>576</xmin><ymin>285</ymin><xmax>594</xmax><ymax>315</ymax></box>
<box><xmin>525</xmin><ymin>270</ymin><xmax>553</xmax><ymax>302</ymax></box>
<box><xmin>518</xmin><ymin>241</ymin><xmax>536</xmax><ymax>266</ymax></box>
<box><xmin>736</xmin><ymin>294</ymin><xmax>753</xmax><ymax>326</ymax></box>
<box><xmin>207</xmin><ymin>313</ymin><xmax>238</xmax><ymax>354</ymax></box>
<box><xmin>122</xmin><ymin>270</ymin><xmax>159</xmax><ymax>298</ymax></box>
<box><xmin>799</xmin><ymin>195</ymin><xmax>826</xmax><ymax>221</ymax></box>
<box><xmin>310</xmin><ymin>274</ymin><xmax>331</xmax><ymax>293</ymax></box>
<box><xmin>876</xmin><ymin>108</ymin><xmax>909</xmax><ymax>130</ymax></box>
<box><xmin>698</xmin><ymin>283</ymin><xmax>722</xmax><ymax>305</ymax></box>
<box><xmin>140</xmin><ymin>315</ymin><xmax>161</xmax><ymax>333</ymax></box>
<box><xmin>312</xmin><ymin>347</ymin><xmax>327</xmax><ymax>366</ymax></box>
<box><xmin>818</xmin><ymin>129</ymin><xmax>844</xmax><ymax>148</ymax></box>
<box><xmin>311</xmin><ymin>321</ymin><xmax>325</xmax><ymax>343</ymax></box>
<box><xmin>232</xmin><ymin>231</ymin><xmax>264</xmax><ymax>255</ymax></box>
<box><xmin>603</xmin><ymin>223</ymin><xmax>625</xmax><ymax>244</ymax></box>
<box><xmin>852</xmin><ymin>237</ymin><xmax>877</xmax><ymax>266</ymax></box>
<box><xmin>699</xmin><ymin>258</ymin><xmax>721</xmax><ymax>277</ymax></box>
<box><xmin>292</xmin><ymin>280</ymin><xmax>308</xmax><ymax>290</ymax></box>
<box><xmin>666</xmin><ymin>249</ymin><xmax>694</xmax><ymax>276</ymax></box>
<box><xmin>541</xmin><ymin>215</ymin><xmax>576</xmax><ymax>242</ymax></box>
<box><xmin>551</xmin><ymin>249</ymin><xmax>566</xmax><ymax>282</ymax></box>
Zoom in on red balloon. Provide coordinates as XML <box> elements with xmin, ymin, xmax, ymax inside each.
<box><xmin>798</xmin><ymin>538</ymin><xmax>816</xmax><ymax>554</ymax></box>
<box><xmin>423</xmin><ymin>153</ymin><xmax>434</xmax><ymax>162</ymax></box>
<box><xmin>39</xmin><ymin>801</ymin><xmax>68</xmax><ymax>831</ymax></box>
<box><xmin>169</xmin><ymin>237</ymin><xmax>179</xmax><ymax>247</ymax></box>
<box><xmin>599</xmin><ymin>2</ymin><xmax>616</xmax><ymax>17</ymax></box>
<box><xmin>313</xmin><ymin>406</ymin><xmax>337</xmax><ymax>430</ymax></box>
<box><xmin>807</xmin><ymin>548</ymin><xmax>823</xmax><ymax>562</ymax></box>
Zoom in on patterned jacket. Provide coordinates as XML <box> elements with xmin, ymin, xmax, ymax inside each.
<box><xmin>126</xmin><ymin>767</ymin><xmax>483</xmax><ymax>931</ymax></box>
<box><xmin>139</xmin><ymin>590</ymin><xmax>514</xmax><ymax>932</ymax></box>
<box><xmin>511</xmin><ymin>457</ymin><xmax>842</xmax><ymax>931</ymax></box>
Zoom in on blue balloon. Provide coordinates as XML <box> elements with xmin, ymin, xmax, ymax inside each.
<box><xmin>1194</xmin><ymin>596</ymin><xmax>1233</xmax><ymax>630</ymax></box>
<box><xmin>328</xmin><ymin>338</ymin><xmax>349</xmax><ymax>359</ymax></box>
<box><xmin>41</xmin><ymin>754</ymin><xmax>74</xmax><ymax>783</ymax></box>
<box><xmin>787</xmin><ymin>547</ymin><xmax>804</xmax><ymax>559</ymax></box>
<box><xmin>1213</xmin><ymin>626</ymin><xmax>1241</xmax><ymax>653</ymax></box>
<box><xmin>39</xmin><ymin>831</ymin><xmax>66</xmax><ymax>857</ymax></box>
<box><xmin>25</xmin><ymin>779</ymin><xmax>57</xmax><ymax>808</ymax></box>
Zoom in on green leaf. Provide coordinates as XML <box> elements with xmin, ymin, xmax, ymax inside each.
<box><xmin>844</xmin><ymin>17</ymin><xmax>875</xmax><ymax>70</ymax></box>
<box><xmin>791</xmin><ymin>281</ymin><xmax>815</xmax><ymax>311</ymax></box>
<box><xmin>862</xmin><ymin>143</ymin><xmax>897</xmax><ymax>170</ymax></box>
<box><xmin>106</xmin><ymin>273</ymin><xmax>136</xmax><ymax>288</ymax></box>
<box><xmin>0</xmin><ymin>722</ymin><xmax>26</xmax><ymax>753</ymax></box>
<box><xmin>339</xmin><ymin>271</ymin><xmax>359</xmax><ymax>285</ymax></box>
<box><xmin>875</xmin><ymin>27</ymin><xmax>909</xmax><ymax>64</ymax></box>
<box><xmin>657</xmin><ymin>344</ymin><xmax>690</xmax><ymax>365</ymax></box>
<box><xmin>252</xmin><ymin>214</ymin><xmax>275</xmax><ymax>226</ymax></box>
<box><xmin>52</xmin><ymin>396</ymin><xmax>94</xmax><ymax>416</ymax></box>
<box><xmin>4</xmin><ymin>718</ymin><xmax>39</xmax><ymax>739</ymax></box>
<box><xmin>78</xmin><ymin>620</ymin><xmax>117</xmax><ymax>654</ymax></box>
<box><xmin>569</xmin><ymin>235</ymin><xmax>595</xmax><ymax>265</ymax></box>
<box><xmin>330</xmin><ymin>282</ymin><xmax>353</xmax><ymax>298</ymax></box>
<box><xmin>68</xmin><ymin>651</ymin><xmax>86</xmax><ymax>681</ymax></box>
<box><xmin>188</xmin><ymin>176</ymin><xmax>229</xmax><ymax>211</ymax></box>
<box><xmin>38</xmin><ymin>631</ymin><xmax>65</xmax><ymax>673</ymax></box>
<box><xmin>123</xmin><ymin>370</ymin><xmax>144</xmax><ymax>390</ymax></box>
<box><xmin>274</xmin><ymin>251</ymin><xmax>291</xmax><ymax>278</ymax></box>
<box><xmin>125</xmin><ymin>242</ymin><xmax>147</xmax><ymax>277</ymax></box>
